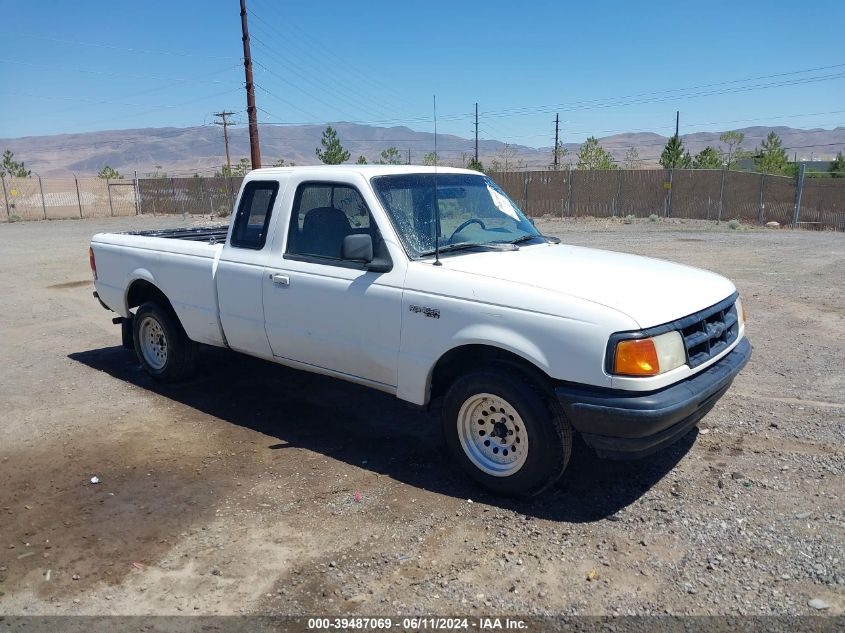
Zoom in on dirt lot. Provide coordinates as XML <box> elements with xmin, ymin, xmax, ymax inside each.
<box><xmin>0</xmin><ymin>215</ymin><xmax>842</xmax><ymax>619</ymax></box>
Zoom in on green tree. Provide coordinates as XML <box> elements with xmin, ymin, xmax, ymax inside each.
<box><xmin>377</xmin><ymin>147</ymin><xmax>403</xmax><ymax>165</ymax></box>
<box><xmin>828</xmin><ymin>151</ymin><xmax>844</xmax><ymax>178</ymax></box>
<box><xmin>422</xmin><ymin>152</ymin><xmax>440</xmax><ymax>166</ymax></box>
<box><xmin>576</xmin><ymin>137</ymin><xmax>617</xmax><ymax>170</ymax></box>
<box><xmin>692</xmin><ymin>146</ymin><xmax>722</xmax><ymax>169</ymax></box>
<box><xmin>659</xmin><ymin>135</ymin><xmax>691</xmax><ymax>169</ymax></box>
<box><xmin>719</xmin><ymin>131</ymin><xmax>746</xmax><ymax>169</ymax></box>
<box><xmin>216</xmin><ymin>158</ymin><xmax>251</xmax><ymax>177</ymax></box>
<box><xmin>754</xmin><ymin>131</ymin><xmax>789</xmax><ymax>175</ymax></box>
<box><xmin>1</xmin><ymin>150</ymin><xmax>31</xmax><ymax>177</ymax></box>
<box><xmin>466</xmin><ymin>157</ymin><xmax>484</xmax><ymax>172</ymax></box>
<box><xmin>315</xmin><ymin>126</ymin><xmax>350</xmax><ymax>164</ymax></box>
<box><xmin>97</xmin><ymin>165</ymin><xmax>122</xmax><ymax>179</ymax></box>
<box><xmin>489</xmin><ymin>144</ymin><xmax>525</xmax><ymax>171</ymax></box>
<box><xmin>355</xmin><ymin>155</ymin><xmax>368</xmax><ymax>164</ymax></box>
<box><xmin>273</xmin><ymin>158</ymin><xmax>296</xmax><ymax>167</ymax></box>
<box><xmin>623</xmin><ymin>146</ymin><xmax>639</xmax><ymax>169</ymax></box>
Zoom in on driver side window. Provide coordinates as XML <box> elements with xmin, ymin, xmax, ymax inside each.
<box><xmin>285</xmin><ymin>182</ymin><xmax>383</xmax><ymax>263</ymax></box>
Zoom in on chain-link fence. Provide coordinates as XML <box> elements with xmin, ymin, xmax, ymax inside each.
<box><xmin>1</xmin><ymin>175</ymin><xmax>138</xmax><ymax>221</ymax></box>
<box><xmin>136</xmin><ymin>176</ymin><xmax>244</xmax><ymax>216</ymax></box>
<box><xmin>489</xmin><ymin>168</ymin><xmax>845</xmax><ymax>230</ymax></box>
<box><xmin>2</xmin><ymin>170</ymin><xmax>843</xmax><ymax>230</ymax></box>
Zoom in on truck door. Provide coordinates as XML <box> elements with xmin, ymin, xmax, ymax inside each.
<box><xmin>216</xmin><ymin>178</ymin><xmax>284</xmax><ymax>358</ymax></box>
<box><xmin>262</xmin><ymin>179</ymin><xmax>403</xmax><ymax>389</ymax></box>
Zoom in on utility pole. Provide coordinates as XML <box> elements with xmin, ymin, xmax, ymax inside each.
<box><xmin>553</xmin><ymin>113</ymin><xmax>560</xmax><ymax>169</ymax></box>
<box><xmin>213</xmin><ymin>111</ymin><xmax>234</xmax><ymax>172</ymax></box>
<box><xmin>474</xmin><ymin>102</ymin><xmax>479</xmax><ymax>163</ymax></box>
<box><xmin>240</xmin><ymin>0</ymin><xmax>261</xmax><ymax>169</ymax></box>
<box><xmin>667</xmin><ymin>110</ymin><xmax>679</xmax><ymax>217</ymax></box>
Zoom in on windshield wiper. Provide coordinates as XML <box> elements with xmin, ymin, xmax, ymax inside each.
<box><xmin>420</xmin><ymin>242</ymin><xmax>518</xmax><ymax>257</ymax></box>
<box><xmin>508</xmin><ymin>233</ymin><xmax>561</xmax><ymax>245</ymax></box>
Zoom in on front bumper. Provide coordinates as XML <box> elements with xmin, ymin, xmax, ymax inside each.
<box><xmin>555</xmin><ymin>337</ymin><xmax>751</xmax><ymax>460</ymax></box>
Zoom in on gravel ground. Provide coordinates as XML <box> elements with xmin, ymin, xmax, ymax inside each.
<box><xmin>0</xmin><ymin>215</ymin><xmax>842</xmax><ymax>619</ymax></box>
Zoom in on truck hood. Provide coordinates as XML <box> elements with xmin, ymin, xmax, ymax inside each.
<box><xmin>439</xmin><ymin>243</ymin><xmax>736</xmax><ymax>328</ymax></box>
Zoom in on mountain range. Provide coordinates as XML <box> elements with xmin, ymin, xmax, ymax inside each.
<box><xmin>1</xmin><ymin>123</ymin><xmax>843</xmax><ymax>177</ymax></box>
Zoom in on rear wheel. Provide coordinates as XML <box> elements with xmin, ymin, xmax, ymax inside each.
<box><xmin>442</xmin><ymin>367</ymin><xmax>572</xmax><ymax>497</ymax></box>
<box><xmin>132</xmin><ymin>302</ymin><xmax>197</xmax><ymax>382</ymax></box>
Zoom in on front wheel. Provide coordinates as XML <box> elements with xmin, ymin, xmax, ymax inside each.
<box><xmin>442</xmin><ymin>368</ymin><xmax>572</xmax><ymax>497</ymax></box>
<box><xmin>132</xmin><ymin>302</ymin><xmax>197</xmax><ymax>382</ymax></box>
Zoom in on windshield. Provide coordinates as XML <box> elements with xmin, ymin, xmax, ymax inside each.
<box><xmin>371</xmin><ymin>173</ymin><xmax>540</xmax><ymax>258</ymax></box>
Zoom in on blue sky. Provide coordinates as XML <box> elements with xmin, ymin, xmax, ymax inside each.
<box><xmin>2</xmin><ymin>0</ymin><xmax>844</xmax><ymax>147</ymax></box>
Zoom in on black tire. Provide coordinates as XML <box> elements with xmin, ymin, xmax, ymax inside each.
<box><xmin>442</xmin><ymin>367</ymin><xmax>572</xmax><ymax>497</ymax></box>
<box><xmin>121</xmin><ymin>317</ymin><xmax>134</xmax><ymax>350</ymax></box>
<box><xmin>132</xmin><ymin>301</ymin><xmax>197</xmax><ymax>382</ymax></box>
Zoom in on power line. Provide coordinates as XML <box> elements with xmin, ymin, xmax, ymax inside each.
<box><xmin>478</xmin><ymin>63</ymin><xmax>845</xmax><ymax>120</ymax></box>
<box><xmin>249</xmin><ymin>33</ymin><xmax>400</xmax><ymax>121</ymax></box>
<box><xmin>0</xmin><ymin>58</ymin><xmax>236</xmax><ymax>84</ymax></box>
<box><xmin>11</xmin><ymin>32</ymin><xmax>239</xmax><ymax>60</ymax></box>
<box><xmin>249</xmin><ymin>0</ymin><xmax>421</xmax><ymax>112</ymax></box>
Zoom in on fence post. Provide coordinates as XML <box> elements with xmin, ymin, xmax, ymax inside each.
<box><xmin>106</xmin><ymin>178</ymin><xmax>114</xmax><ymax>216</ymax></box>
<box><xmin>37</xmin><ymin>174</ymin><xmax>47</xmax><ymax>220</ymax></box>
<box><xmin>613</xmin><ymin>169</ymin><xmax>623</xmax><ymax>217</ymax></box>
<box><xmin>666</xmin><ymin>167</ymin><xmax>674</xmax><ymax>217</ymax></box>
<box><xmin>522</xmin><ymin>173</ymin><xmax>530</xmax><ymax>216</ymax></box>
<box><xmin>169</xmin><ymin>177</ymin><xmax>178</xmax><ymax>216</ymax></box>
<box><xmin>198</xmin><ymin>177</ymin><xmax>205</xmax><ymax>216</ymax></box>
<box><xmin>717</xmin><ymin>168</ymin><xmax>726</xmax><ymax>223</ymax></box>
<box><xmin>133</xmin><ymin>171</ymin><xmax>140</xmax><ymax>215</ymax></box>
<box><xmin>757</xmin><ymin>173</ymin><xmax>765</xmax><ymax>225</ymax></box>
<box><xmin>74</xmin><ymin>174</ymin><xmax>83</xmax><ymax>218</ymax></box>
<box><xmin>566</xmin><ymin>166</ymin><xmax>573</xmax><ymax>217</ymax></box>
<box><xmin>791</xmin><ymin>163</ymin><xmax>806</xmax><ymax>228</ymax></box>
<box><xmin>1</xmin><ymin>175</ymin><xmax>10</xmax><ymax>221</ymax></box>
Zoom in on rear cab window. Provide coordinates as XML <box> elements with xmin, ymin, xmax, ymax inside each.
<box><xmin>230</xmin><ymin>180</ymin><xmax>280</xmax><ymax>250</ymax></box>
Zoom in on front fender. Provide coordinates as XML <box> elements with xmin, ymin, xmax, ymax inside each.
<box><xmin>446</xmin><ymin>323</ymin><xmax>551</xmax><ymax>373</ymax></box>
<box><xmin>396</xmin><ymin>322</ymin><xmax>553</xmax><ymax>406</ymax></box>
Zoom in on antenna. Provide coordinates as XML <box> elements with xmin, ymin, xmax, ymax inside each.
<box><xmin>433</xmin><ymin>95</ymin><xmax>442</xmax><ymax>266</ymax></box>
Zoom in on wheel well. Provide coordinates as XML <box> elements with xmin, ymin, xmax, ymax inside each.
<box><xmin>429</xmin><ymin>344</ymin><xmax>552</xmax><ymax>403</ymax></box>
<box><xmin>126</xmin><ymin>280</ymin><xmax>176</xmax><ymax>316</ymax></box>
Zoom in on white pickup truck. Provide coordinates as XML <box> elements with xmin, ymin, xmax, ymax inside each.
<box><xmin>90</xmin><ymin>165</ymin><xmax>750</xmax><ymax>496</ymax></box>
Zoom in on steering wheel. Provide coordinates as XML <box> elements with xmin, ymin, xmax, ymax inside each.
<box><xmin>447</xmin><ymin>218</ymin><xmax>487</xmax><ymax>243</ymax></box>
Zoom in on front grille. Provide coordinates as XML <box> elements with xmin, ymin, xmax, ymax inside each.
<box><xmin>680</xmin><ymin>297</ymin><xmax>739</xmax><ymax>368</ymax></box>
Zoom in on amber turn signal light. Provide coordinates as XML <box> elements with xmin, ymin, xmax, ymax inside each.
<box><xmin>614</xmin><ymin>338</ymin><xmax>660</xmax><ymax>376</ymax></box>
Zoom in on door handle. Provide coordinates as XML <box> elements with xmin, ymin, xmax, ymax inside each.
<box><xmin>271</xmin><ymin>273</ymin><xmax>290</xmax><ymax>286</ymax></box>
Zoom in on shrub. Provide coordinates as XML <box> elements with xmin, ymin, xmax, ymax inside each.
<box><xmin>9</xmin><ymin>214</ymin><xmax>22</xmax><ymax>223</ymax></box>
<box><xmin>623</xmin><ymin>214</ymin><xmax>636</xmax><ymax>224</ymax></box>
<box><xmin>648</xmin><ymin>214</ymin><xmax>659</xmax><ymax>222</ymax></box>
<box><xmin>728</xmin><ymin>219</ymin><xmax>741</xmax><ymax>230</ymax></box>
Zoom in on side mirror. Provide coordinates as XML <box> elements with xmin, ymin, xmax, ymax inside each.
<box><xmin>342</xmin><ymin>234</ymin><xmax>373</xmax><ymax>262</ymax></box>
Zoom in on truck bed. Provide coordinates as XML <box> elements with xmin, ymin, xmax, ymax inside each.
<box><xmin>125</xmin><ymin>225</ymin><xmax>229</xmax><ymax>244</ymax></box>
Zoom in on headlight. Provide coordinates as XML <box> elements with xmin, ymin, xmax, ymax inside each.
<box><xmin>613</xmin><ymin>331</ymin><xmax>686</xmax><ymax>376</ymax></box>
<box><xmin>735</xmin><ymin>297</ymin><xmax>746</xmax><ymax>328</ymax></box>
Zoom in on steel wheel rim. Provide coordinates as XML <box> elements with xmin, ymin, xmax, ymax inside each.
<box><xmin>457</xmin><ymin>392</ymin><xmax>528</xmax><ymax>477</ymax></box>
<box><xmin>139</xmin><ymin>316</ymin><xmax>168</xmax><ymax>370</ymax></box>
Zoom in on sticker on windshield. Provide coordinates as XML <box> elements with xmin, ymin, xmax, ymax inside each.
<box><xmin>487</xmin><ymin>184</ymin><xmax>519</xmax><ymax>220</ymax></box>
